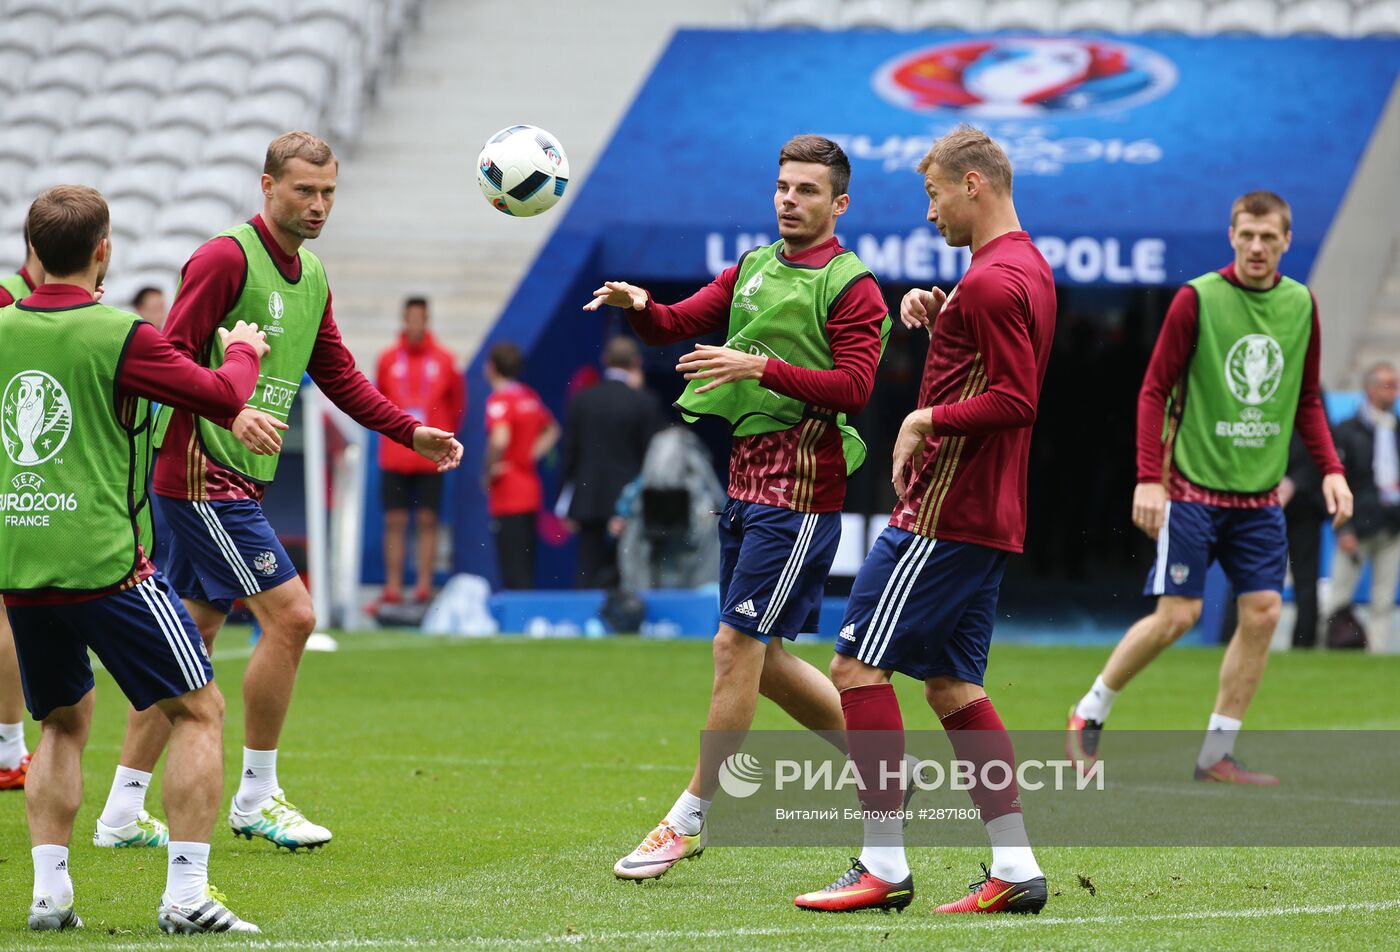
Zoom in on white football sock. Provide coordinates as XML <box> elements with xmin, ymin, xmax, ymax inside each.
<box><xmin>987</xmin><ymin>812</ymin><xmax>1042</xmax><ymax>882</ymax></box>
<box><xmin>1074</xmin><ymin>676</ymin><xmax>1120</xmax><ymax>723</ymax></box>
<box><xmin>165</xmin><ymin>841</ymin><xmax>209</xmax><ymax>907</ymax></box>
<box><xmin>234</xmin><ymin>748</ymin><xmax>279</xmax><ymax>812</ymax></box>
<box><xmin>31</xmin><ymin>845</ymin><xmax>72</xmax><ymax>906</ymax></box>
<box><xmin>1197</xmin><ymin>713</ymin><xmax>1242</xmax><ymax>770</ymax></box>
<box><xmin>664</xmin><ymin>790</ymin><xmax>710</xmax><ymax>836</ymax></box>
<box><xmin>0</xmin><ymin>721</ymin><xmax>27</xmax><ymax>770</ymax></box>
<box><xmin>98</xmin><ymin>765</ymin><xmax>152</xmax><ymax>829</ymax></box>
<box><xmin>858</xmin><ymin>811</ymin><xmax>908</xmax><ymax>883</ymax></box>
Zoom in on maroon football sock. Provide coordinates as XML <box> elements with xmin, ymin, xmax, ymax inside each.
<box><xmin>841</xmin><ymin>683</ymin><xmax>905</xmax><ymax>813</ymax></box>
<box><xmin>939</xmin><ymin>696</ymin><xmax>1022</xmax><ymax>821</ymax></box>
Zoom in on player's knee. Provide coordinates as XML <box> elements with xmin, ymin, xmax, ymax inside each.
<box><xmin>41</xmin><ymin>702</ymin><xmax>91</xmax><ymax>740</ymax></box>
<box><xmin>712</xmin><ymin>627</ymin><xmax>759</xmax><ymax>678</ymax></box>
<box><xmin>162</xmin><ymin>683</ymin><xmax>224</xmax><ymax>729</ymax></box>
<box><xmin>829</xmin><ymin>653</ymin><xmax>876</xmax><ymax>692</ymax></box>
<box><xmin>278</xmin><ymin>601</ymin><xmax>318</xmax><ymax>640</ymax></box>
<box><xmin>1239</xmin><ymin>598</ymin><xmax>1281</xmax><ymax>636</ymax></box>
<box><xmin>1157</xmin><ymin>601</ymin><xmax>1201</xmax><ymax>639</ymax></box>
<box><xmin>924</xmin><ymin>676</ymin><xmax>989</xmax><ymax>717</ymax></box>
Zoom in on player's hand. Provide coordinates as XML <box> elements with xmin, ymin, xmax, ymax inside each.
<box><xmin>1337</xmin><ymin>531</ymin><xmax>1359</xmax><ymax>557</ymax></box>
<box><xmin>231</xmin><ymin>407</ymin><xmax>288</xmax><ymax>456</ymax></box>
<box><xmin>677</xmin><ymin>344</ymin><xmax>766</xmax><ymax>394</ymax></box>
<box><xmin>1277</xmin><ymin>476</ymin><xmax>1296</xmax><ymax>508</ymax></box>
<box><xmin>1132</xmin><ymin>481</ymin><xmax>1168</xmax><ymax>539</ymax></box>
<box><xmin>413</xmin><ymin>426</ymin><xmax>464</xmax><ymax>473</ymax></box>
<box><xmin>583</xmin><ymin>281</ymin><xmax>647</xmax><ymax>312</ymax></box>
<box><xmin>900</xmin><ymin>286</ymin><xmax>947</xmax><ymax>331</ymax></box>
<box><xmin>891</xmin><ymin>408</ymin><xmax>934</xmax><ymax>497</ymax></box>
<box><xmin>219</xmin><ymin>320</ymin><xmax>270</xmax><ymax>358</ymax></box>
<box><xmin>1322</xmin><ymin>472</ymin><xmax>1353</xmax><ymax>529</ymax></box>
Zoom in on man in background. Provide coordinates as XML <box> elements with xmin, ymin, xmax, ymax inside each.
<box><xmin>1325</xmin><ymin>362</ymin><xmax>1400</xmax><ymax>652</ymax></box>
<box><xmin>131</xmin><ymin>287</ymin><xmax>167</xmax><ymax>332</ymax></box>
<box><xmin>375</xmin><ymin>297</ymin><xmax>464</xmax><ymax>607</ymax></box>
<box><xmin>484</xmin><ymin>342</ymin><xmax>559</xmax><ymax>589</ymax></box>
<box><xmin>560</xmin><ymin>336</ymin><xmax>662</xmax><ymax>588</ymax></box>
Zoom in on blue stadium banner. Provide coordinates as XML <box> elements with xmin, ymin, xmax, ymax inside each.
<box><xmin>568</xmin><ymin>31</ymin><xmax>1399</xmax><ymax>287</ymax></box>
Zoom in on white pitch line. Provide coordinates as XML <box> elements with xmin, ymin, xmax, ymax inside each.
<box><xmin>63</xmin><ymin>898</ymin><xmax>1400</xmax><ymax>951</ymax></box>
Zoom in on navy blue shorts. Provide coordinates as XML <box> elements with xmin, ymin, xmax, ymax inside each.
<box><xmin>158</xmin><ymin>497</ymin><xmax>300</xmax><ymax>613</ymax></box>
<box><xmin>718</xmin><ymin>498</ymin><xmax>841</xmax><ymax>642</ymax></box>
<box><xmin>1143</xmin><ymin>501</ymin><xmax>1287</xmax><ymax>598</ymax></box>
<box><xmin>834</xmin><ymin>526</ymin><xmax>1006</xmax><ymax>684</ymax></box>
<box><xmin>8</xmin><ymin>573</ymin><xmax>212</xmax><ymax>720</ymax></box>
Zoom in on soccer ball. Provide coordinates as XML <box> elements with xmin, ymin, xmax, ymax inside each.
<box><xmin>476</xmin><ymin>125</ymin><xmax>570</xmax><ymax>217</ymax></box>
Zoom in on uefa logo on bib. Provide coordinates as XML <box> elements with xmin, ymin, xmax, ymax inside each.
<box><xmin>1225</xmin><ymin>334</ymin><xmax>1284</xmax><ymax>405</ymax></box>
<box><xmin>739</xmin><ymin>272</ymin><xmax>764</xmax><ymax>299</ymax></box>
<box><xmin>268</xmin><ymin>291</ymin><xmax>285</xmax><ymax>322</ymax></box>
<box><xmin>1</xmin><ymin>370</ymin><xmax>73</xmax><ymax>466</ymax></box>
<box><xmin>873</xmin><ymin>37</ymin><xmax>1177</xmax><ymax>117</ymax></box>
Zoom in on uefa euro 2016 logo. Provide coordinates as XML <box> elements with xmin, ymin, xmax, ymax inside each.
<box><xmin>1225</xmin><ymin>334</ymin><xmax>1285</xmax><ymax>405</ymax></box>
<box><xmin>2</xmin><ymin>370</ymin><xmax>73</xmax><ymax>466</ymax></box>
<box><xmin>873</xmin><ymin>37</ymin><xmax>1176</xmax><ymax>117</ymax></box>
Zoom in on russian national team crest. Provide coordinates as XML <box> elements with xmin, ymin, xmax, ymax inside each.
<box><xmin>873</xmin><ymin>37</ymin><xmax>1176</xmax><ymax>117</ymax></box>
<box><xmin>252</xmin><ymin>550</ymin><xmax>279</xmax><ymax>576</ymax></box>
<box><xmin>2</xmin><ymin>370</ymin><xmax>73</xmax><ymax>466</ymax></box>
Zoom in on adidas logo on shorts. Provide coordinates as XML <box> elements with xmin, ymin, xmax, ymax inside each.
<box><xmin>839</xmin><ymin>624</ymin><xmax>857</xmax><ymax>642</ymax></box>
<box><xmin>734</xmin><ymin>600</ymin><xmax>758</xmax><ymax>618</ymax></box>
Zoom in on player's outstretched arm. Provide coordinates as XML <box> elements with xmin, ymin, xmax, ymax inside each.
<box><xmin>583</xmin><ymin>281</ymin><xmax>647</xmax><ymax>312</ymax></box>
<box><xmin>413</xmin><ymin>426</ymin><xmax>464</xmax><ymax>473</ymax></box>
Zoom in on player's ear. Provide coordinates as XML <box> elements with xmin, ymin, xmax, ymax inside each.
<box><xmin>832</xmin><ymin>193</ymin><xmax>850</xmax><ymax>217</ymax></box>
<box><xmin>260</xmin><ymin>172</ymin><xmax>275</xmax><ymax>200</ymax></box>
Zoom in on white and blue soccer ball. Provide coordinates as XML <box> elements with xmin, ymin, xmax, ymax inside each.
<box><xmin>476</xmin><ymin>125</ymin><xmax>570</xmax><ymax>217</ymax></box>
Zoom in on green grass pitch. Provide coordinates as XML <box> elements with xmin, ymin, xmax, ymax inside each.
<box><xmin>1</xmin><ymin>632</ymin><xmax>1397</xmax><ymax>950</ymax></box>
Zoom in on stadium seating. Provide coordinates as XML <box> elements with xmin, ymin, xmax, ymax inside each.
<box><xmin>909</xmin><ymin>0</ymin><xmax>988</xmax><ymax>30</ymax></box>
<box><xmin>1059</xmin><ymin>0</ymin><xmax>1134</xmax><ymax>32</ymax></box>
<box><xmin>0</xmin><ymin>0</ymin><xmax>425</xmax><ymax>307</ymax></box>
<box><xmin>749</xmin><ymin>0</ymin><xmax>1400</xmax><ymax>35</ymax></box>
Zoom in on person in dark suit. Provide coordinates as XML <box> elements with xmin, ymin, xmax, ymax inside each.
<box><xmin>1325</xmin><ymin>363</ymin><xmax>1400</xmax><ymax>652</ymax></box>
<box><xmin>560</xmin><ymin>336</ymin><xmax>664</xmax><ymax>588</ymax></box>
<box><xmin>1280</xmin><ymin>426</ymin><xmax>1327</xmax><ymax>647</ymax></box>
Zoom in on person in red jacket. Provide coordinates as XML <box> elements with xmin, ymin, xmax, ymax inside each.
<box><xmin>374</xmin><ymin>297</ymin><xmax>464</xmax><ymax>607</ymax></box>
<box><xmin>483</xmin><ymin>342</ymin><xmax>559</xmax><ymax>589</ymax></box>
